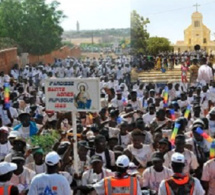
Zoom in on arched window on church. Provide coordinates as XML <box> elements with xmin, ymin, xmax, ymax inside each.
<box><xmin>203</xmin><ymin>38</ymin><xmax>207</xmax><ymax>44</ymax></box>
<box><xmin>194</xmin><ymin>21</ymin><xmax>200</xmax><ymax>27</ymax></box>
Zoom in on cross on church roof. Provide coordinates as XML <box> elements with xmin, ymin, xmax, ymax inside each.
<box><xmin>193</xmin><ymin>3</ymin><xmax>200</xmax><ymax>12</ymax></box>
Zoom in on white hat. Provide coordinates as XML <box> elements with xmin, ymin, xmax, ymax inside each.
<box><xmin>116</xmin><ymin>155</ymin><xmax>130</xmax><ymax>168</ymax></box>
<box><xmin>0</xmin><ymin>126</ymin><xmax>9</xmax><ymax>133</ymax></box>
<box><xmin>171</xmin><ymin>152</ymin><xmax>185</xmax><ymax>164</ymax></box>
<box><xmin>8</xmin><ymin>131</ymin><xmax>20</xmax><ymax>138</ymax></box>
<box><xmin>45</xmin><ymin>151</ymin><xmax>61</xmax><ymax>166</ymax></box>
<box><xmin>103</xmin><ymin>83</ymin><xmax>109</xmax><ymax>88</ymax></box>
<box><xmin>0</xmin><ymin>162</ymin><xmax>17</xmax><ymax>175</ymax></box>
<box><xmin>127</xmin><ymin>162</ymin><xmax>139</xmax><ymax>175</ymax></box>
<box><xmin>86</xmin><ymin>131</ymin><xmax>95</xmax><ymax>140</ymax></box>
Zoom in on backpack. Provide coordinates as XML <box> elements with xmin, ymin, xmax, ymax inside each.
<box><xmin>165</xmin><ymin>176</ymin><xmax>194</xmax><ymax>195</ymax></box>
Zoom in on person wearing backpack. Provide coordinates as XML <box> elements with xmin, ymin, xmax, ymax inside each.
<box><xmin>158</xmin><ymin>153</ymin><xmax>205</xmax><ymax>195</ymax></box>
<box><xmin>90</xmin><ymin>135</ymin><xmax>115</xmax><ymax>171</ymax></box>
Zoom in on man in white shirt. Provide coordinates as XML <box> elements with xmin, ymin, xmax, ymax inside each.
<box><xmin>91</xmin><ymin>135</ymin><xmax>115</xmax><ymax>170</ymax></box>
<box><xmin>142</xmin><ymin>103</ymin><xmax>156</xmax><ymax>126</ymax></box>
<box><xmin>79</xmin><ymin>155</ymin><xmax>142</xmax><ymax>195</ymax></box>
<box><xmin>0</xmin><ymin>126</ymin><xmax>11</xmax><ymax>161</ymax></box>
<box><xmin>201</xmin><ymin>158</ymin><xmax>215</xmax><ymax>195</ymax></box>
<box><xmin>159</xmin><ymin>153</ymin><xmax>205</xmax><ymax>195</ymax></box>
<box><xmin>28</xmin><ymin>151</ymin><xmax>71</xmax><ymax>195</ymax></box>
<box><xmin>164</xmin><ymin>135</ymin><xmax>199</xmax><ymax>175</ymax></box>
<box><xmin>142</xmin><ymin>152</ymin><xmax>173</xmax><ymax>193</ymax></box>
<box><xmin>0</xmin><ymin>162</ymin><xmax>19</xmax><ymax>195</ymax></box>
<box><xmin>125</xmin><ymin>129</ymin><xmax>153</xmax><ymax>168</ymax></box>
<box><xmin>81</xmin><ymin>155</ymin><xmax>114</xmax><ymax>195</ymax></box>
<box><xmin>197</xmin><ymin>57</ymin><xmax>213</xmax><ymax>85</ymax></box>
<box><xmin>11</xmin><ymin>153</ymin><xmax>35</xmax><ymax>194</ymax></box>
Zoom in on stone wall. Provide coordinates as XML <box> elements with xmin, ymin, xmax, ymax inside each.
<box><xmin>0</xmin><ymin>48</ymin><xmax>18</xmax><ymax>74</ymax></box>
<box><xmin>0</xmin><ymin>46</ymin><xmax>82</xmax><ymax>73</ymax></box>
<box><xmin>28</xmin><ymin>46</ymin><xmax>81</xmax><ymax>65</ymax></box>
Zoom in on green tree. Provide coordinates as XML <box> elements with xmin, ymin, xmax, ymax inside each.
<box><xmin>147</xmin><ymin>37</ymin><xmax>173</xmax><ymax>55</ymax></box>
<box><xmin>0</xmin><ymin>0</ymin><xmax>65</xmax><ymax>55</ymax></box>
<box><xmin>130</xmin><ymin>10</ymin><xmax>150</xmax><ymax>54</ymax></box>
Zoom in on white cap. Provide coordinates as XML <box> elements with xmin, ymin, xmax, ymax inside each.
<box><xmin>86</xmin><ymin>131</ymin><xmax>95</xmax><ymax>140</ymax></box>
<box><xmin>45</xmin><ymin>151</ymin><xmax>61</xmax><ymax>166</ymax></box>
<box><xmin>8</xmin><ymin>131</ymin><xmax>20</xmax><ymax>138</ymax></box>
<box><xmin>171</xmin><ymin>152</ymin><xmax>185</xmax><ymax>164</ymax></box>
<box><xmin>0</xmin><ymin>126</ymin><xmax>9</xmax><ymax>133</ymax></box>
<box><xmin>0</xmin><ymin>162</ymin><xmax>17</xmax><ymax>175</ymax></box>
<box><xmin>127</xmin><ymin>162</ymin><xmax>139</xmax><ymax>175</ymax></box>
<box><xmin>116</xmin><ymin>155</ymin><xmax>130</xmax><ymax>168</ymax></box>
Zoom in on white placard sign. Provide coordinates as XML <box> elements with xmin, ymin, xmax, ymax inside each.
<box><xmin>45</xmin><ymin>78</ymin><xmax>100</xmax><ymax>112</ymax></box>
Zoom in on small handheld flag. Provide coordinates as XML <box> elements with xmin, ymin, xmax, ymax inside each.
<box><xmin>184</xmin><ymin>105</ymin><xmax>191</xmax><ymax>119</ymax></box>
<box><xmin>170</xmin><ymin>109</ymin><xmax>176</xmax><ymax>120</ymax></box>
<box><xmin>210</xmin><ymin>140</ymin><xmax>215</xmax><ymax>159</ymax></box>
<box><xmin>170</xmin><ymin>123</ymin><xmax>181</xmax><ymax>146</ymax></box>
<box><xmin>195</xmin><ymin>127</ymin><xmax>213</xmax><ymax>143</ymax></box>
<box><xmin>163</xmin><ymin>86</ymin><xmax>169</xmax><ymax>107</ymax></box>
<box><xmin>122</xmin><ymin>97</ymin><xmax>127</xmax><ymax>106</ymax></box>
<box><xmin>4</xmin><ymin>83</ymin><xmax>10</xmax><ymax>109</ymax></box>
<box><xmin>117</xmin><ymin>116</ymin><xmax>122</xmax><ymax>124</ymax></box>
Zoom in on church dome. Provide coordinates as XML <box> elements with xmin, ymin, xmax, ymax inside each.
<box><xmin>192</xmin><ymin>12</ymin><xmax>203</xmax><ymax>19</ymax></box>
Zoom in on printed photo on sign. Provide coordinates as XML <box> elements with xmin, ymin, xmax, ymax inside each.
<box><xmin>74</xmin><ymin>82</ymin><xmax>92</xmax><ymax>109</ymax></box>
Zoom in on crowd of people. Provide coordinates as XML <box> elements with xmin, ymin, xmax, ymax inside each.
<box><xmin>0</xmin><ymin>52</ymin><xmax>214</xmax><ymax>194</ymax></box>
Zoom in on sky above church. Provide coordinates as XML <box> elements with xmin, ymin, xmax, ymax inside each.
<box><xmin>46</xmin><ymin>0</ymin><xmax>215</xmax><ymax>44</ymax></box>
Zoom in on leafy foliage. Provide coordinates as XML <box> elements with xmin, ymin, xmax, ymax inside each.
<box><xmin>0</xmin><ymin>0</ymin><xmax>65</xmax><ymax>55</ymax></box>
<box><xmin>130</xmin><ymin>10</ymin><xmax>150</xmax><ymax>54</ymax></box>
<box><xmin>0</xmin><ymin>37</ymin><xmax>17</xmax><ymax>49</ymax></box>
<box><xmin>30</xmin><ymin>130</ymin><xmax>60</xmax><ymax>154</ymax></box>
<box><xmin>147</xmin><ymin>37</ymin><xmax>173</xmax><ymax>55</ymax></box>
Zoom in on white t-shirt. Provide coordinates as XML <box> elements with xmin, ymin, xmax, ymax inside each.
<box><xmin>59</xmin><ymin>171</ymin><xmax>73</xmax><ymax>185</ymax></box>
<box><xmin>25</xmin><ymin>162</ymin><xmax>46</xmax><ymax>174</ymax></box>
<box><xmin>164</xmin><ymin>149</ymin><xmax>199</xmax><ymax>174</ymax></box>
<box><xmin>28</xmin><ymin>173</ymin><xmax>71</xmax><ymax>195</ymax></box>
<box><xmin>11</xmin><ymin>167</ymin><xmax>35</xmax><ymax>192</ymax></box>
<box><xmin>188</xmin><ymin>96</ymin><xmax>194</xmax><ymax>104</ymax></box>
<box><xmin>0</xmin><ymin>141</ymin><xmax>11</xmax><ymax>161</ymax></box>
<box><xmin>126</xmin><ymin>144</ymin><xmax>153</xmax><ymax>168</ymax></box>
<box><xmin>208</xmin><ymin>118</ymin><xmax>215</xmax><ymax>137</ymax></box>
<box><xmin>119</xmin><ymin>134</ymin><xmax>131</xmax><ymax>149</ymax></box>
<box><xmin>158</xmin><ymin>177</ymin><xmax>205</xmax><ymax>195</ymax></box>
<box><xmin>209</xmin><ymin>87</ymin><xmax>215</xmax><ymax>103</ymax></box>
<box><xmin>142</xmin><ymin>166</ymin><xmax>173</xmax><ymax>192</ymax></box>
<box><xmin>82</xmin><ymin>168</ymin><xmax>114</xmax><ymax>185</ymax></box>
<box><xmin>201</xmin><ymin>159</ymin><xmax>215</xmax><ymax>195</ymax></box>
<box><xmin>0</xmin><ymin>107</ymin><xmax>18</xmax><ymax>125</ymax></box>
<box><xmin>201</xmin><ymin>91</ymin><xmax>209</xmax><ymax>109</ymax></box>
<box><xmin>127</xmin><ymin>100</ymin><xmax>141</xmax><ymax>110</ymax></box>
<box><xmin>142</xmin><ymin>113</ymin><xmax>156</xmax><ymax>126</ymax></box>
<box><xmin>177</xmin><ymin>99</ymin><xmax>189</xmax><ymax>108</ymax></box>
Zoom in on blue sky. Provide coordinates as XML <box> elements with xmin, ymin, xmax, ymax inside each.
<box><xmin>46</xmin><ymin>0</ymin><xmax>215</xmax><ymax>43</ymax></box>
<box><xmin>132</xmin><ymin>0</ymin><xmax>215</xmax><ymax>43</ymax></box>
